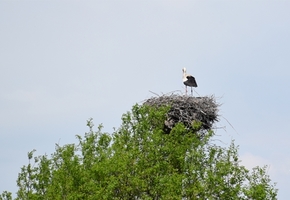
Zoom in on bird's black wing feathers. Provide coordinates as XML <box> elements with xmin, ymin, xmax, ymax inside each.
<box><xmin>186</xmin><ymin>75</ymin><xmax>198</xmax><ymax>87</ymax></box>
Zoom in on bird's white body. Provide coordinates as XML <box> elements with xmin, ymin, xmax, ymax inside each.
<box><xmin>182</xmin><ymin>75</ymin><xmax>188</xmax><ymax>83</ymax></box>
<box><xmin>182</xmin><ymin>68</ymin><xmax>197</xmax><ymax>95</ymax></box>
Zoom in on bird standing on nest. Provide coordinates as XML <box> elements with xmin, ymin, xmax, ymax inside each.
<box><xmin>182</xmin><ymin>68</ymin><xmax>197</xmax><ymax>95</ymax></box>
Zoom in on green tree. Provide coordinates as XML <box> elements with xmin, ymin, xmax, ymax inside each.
<box><xmin>1</xmin><ymin>104</ymin><xmax>277</xmax><ymax>199</ymax></box>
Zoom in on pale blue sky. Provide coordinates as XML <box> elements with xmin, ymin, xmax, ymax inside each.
<box><xmin>1</xmin><ymin>1</ymin><xmax>290</xmax><ymax>199</ymax></box>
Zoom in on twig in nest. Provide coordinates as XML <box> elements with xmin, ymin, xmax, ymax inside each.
<box><xmin>149</xmin><ymin>90</ymin><xmax>160</xmax><ymax>97</ymax></box>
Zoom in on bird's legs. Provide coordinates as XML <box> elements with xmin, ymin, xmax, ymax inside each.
<box><xmin>185</xmin><ymin>86</ymin><xmax>187</xmax><ymax>95</ymax></box>
<box><xmin>191</xmin><ymin>87</ymin><xmax>193</xmax><ymax>96</ymax></box>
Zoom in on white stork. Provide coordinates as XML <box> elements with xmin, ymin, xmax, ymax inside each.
<box><xmin>182</xmin><ymin>68</ymin><xmax>197</xmax><ymax>95</ymax></box>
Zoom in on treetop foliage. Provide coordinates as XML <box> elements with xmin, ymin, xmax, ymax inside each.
<box><xmin>1</xmin><ymin>102</ymin><xmax>278</xmax><ymax>199</ymax></box>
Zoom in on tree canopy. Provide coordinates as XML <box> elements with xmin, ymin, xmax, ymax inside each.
<box><xmin>1</xmin><ymin>103</ymin><xmax>278</xmax><ymax>200</ymax></box>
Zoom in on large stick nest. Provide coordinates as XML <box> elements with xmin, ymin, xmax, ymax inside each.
<box><xmin>143</xmin><ymin>94</ymin><xmax>219</xmax><ymax>135</ymax></box>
